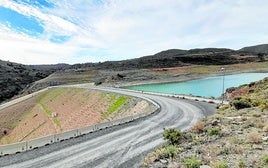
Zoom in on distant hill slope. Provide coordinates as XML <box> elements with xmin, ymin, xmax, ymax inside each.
<box><xmin>1</xmin><ymin>44</ymin><xmax>268</xmax><ymax>103</ymax></box>
<box><xmin>239</xmin><ymin>44</ymin><xmax>268</xmax><ymax>54</ymax></box>
<box><xmin>0</xmin><ymin>60</ymin><xmax>69</xmax><ymax>103</ymax></box>
<box><xmin>71</xmin><ymin>47</ymin><xmax>261</xmax><ymax>70</ymax></box>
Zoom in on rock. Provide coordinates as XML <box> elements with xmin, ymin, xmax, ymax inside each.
<box><xmin>237</xmin><ymin>130</ymin><xmax>243</xmax><ymax>134</ymax></box>
<box><xmin>211</xmin><ymin>119</ymin><xmax>220</xmax><ymax>126</ymax></box>
<box><xmin>231</xmin><ymin>121</ymin><xmax>243</xmax><ymax>125</ymax></box>
<box><xmin>262</xmin><ymin>136</ymin><xmax>268</xmax><ymax>141</ymax></box>
<box><xmin>152</xmin><ymin>162</ymin><xmax>164</xmax><ymax>168</ymax></box>
<box><xmin>200</xmin><ymin>165</ymin><xmax>211</xmax><ymax>168</ymax></box>
<box><xmin>253</xmin><ymin>145</ymin><xmax>263</xmax><ymax>150</ymax></box>
<box><xmin>159</xmin><ymin>159</ymin><xmax>168</xmax><ymax>164</ymax></box>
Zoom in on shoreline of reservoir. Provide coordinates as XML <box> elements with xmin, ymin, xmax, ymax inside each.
<box><xmin>121</xmin><ymin>69</ymin><xmax>268</xmax><ymax>98</ymax></box>
<box><xmin>118</xmin><ymin>68</ymin><xmax>268</xmax><ymax>88</ymax></box>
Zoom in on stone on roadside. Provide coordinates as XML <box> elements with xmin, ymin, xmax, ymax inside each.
<box><xmin>200</xmin><ymin>165</ymin><xmax>211</xmax><ymax>168</ymax></box>
<box><xmin>253</xmin><ymin>145</ymin><xmax>263</xmax><ymax>150</ymax></box>
<box><xmin>262</xmin><ymin>136</ymin><xmax>268</xmax><ymax>141</ymax></box>
<box><xmin>211</xmin><ymin>119</ymin><xmax>220</xmax><ymax>126</ymax></box>
<box><xmin>160</xmin><ymin>159</ymin><xmax>168</xmax><ymax>164</ymax></box>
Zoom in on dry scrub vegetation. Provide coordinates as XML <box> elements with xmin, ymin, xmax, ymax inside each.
<box><xmin>141</xmin><ymin>78</ymin><xmax>268</xmax><ymax>168</ymax></box>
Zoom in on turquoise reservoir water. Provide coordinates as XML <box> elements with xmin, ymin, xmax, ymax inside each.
<box><xmin>126</xmin><ymin>73</ymin><xmax>268</xmax><ymax>98</ymax></box>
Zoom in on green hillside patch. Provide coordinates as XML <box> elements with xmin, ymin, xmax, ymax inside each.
<box><xmin>103</xmin><ymin>96</ymin><xmax>128</xmax><ymax>118</ymax></box>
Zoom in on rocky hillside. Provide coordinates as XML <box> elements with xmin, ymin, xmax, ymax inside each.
<box><xmin>0</xmin><ymin>60</ymin><xmax>69</xmax><ymax>103</ymax></box>
<box><xmin>72</xmin><ymin>44</ymin><xmax>268</xmax><ymax>71</ymax></box>
<box><xmin>141</xmin><ymin>77</ymin><xmax>268</xmax><ymax>168</ymax></box>
<box><xmin>71</xmin><ymin>47</ymin><xmax>265</xmax><ymax>70</ymax></box>
<box><xmin>239</xmin><ymin>44</ymin><xmax>268</xmax><ymax>54</ymax></box>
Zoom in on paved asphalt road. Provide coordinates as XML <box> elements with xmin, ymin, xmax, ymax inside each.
<box><xmin>0</xmin><ymin>86</ymin><xmax>216</xmax><ymax>168</ymax></box>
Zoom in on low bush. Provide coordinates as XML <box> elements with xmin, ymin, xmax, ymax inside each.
<box><xmin>247</xmin><ymin>132</ymin><xmax>262</xmax><ymax>144</ymax></box>
<box><xmin>208</xmin><ymin>128</ymin><xmax>221</xmax><ymax>136</ymax></box>
<box><xmin>260</xmin><ymin>155</ymin><xmax>268</xmax><ymax>166</ymax></box>
<box><xmin>157</xmin><ymin>145</ymin><xmax>179</xmax><ymax>159</ymax></box>
<box><xmin>192</xmin><ymin>121</ymin><xmax>205</xmax><ymax>133</ymax></box>
<box><xmin>226</xmin><ymin>87</ymin><xmax>237</xmax><ymax>93</ymax></box>
<box><xmin>143</xmin><ymin>145</ymin><xmax>179</xmax><ymax>164</ymax></box>
<box><xmin>213</xmin><ymin>161</ymin><xmax>228</xmax><ymax>168</ymax></box>
<box><xmin>231</xmin><ymin>99</ymin><xmax>251</xmax><ymax>110</ymax></box>
<box><xmin>163</xmin><ymin>128</ymin><xmax>183</xmax><ymax>144</ymax></box>
<box><xmin>259</xmin><ymin>103</ymin><xmax>268</xmax><ymax>111</ymax></box>
<box><xmin>238</xmin><ymin>159</ymin><xmax>246</xmax><ymax>168</ymax></box>
<box><xmin>183</xmin><ymin>157</ymin><xmax>201</xmax><ymax>168</ymax></box>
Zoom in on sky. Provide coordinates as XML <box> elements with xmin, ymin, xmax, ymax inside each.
<box><xmin>0</xmin><ymin>0</ymin><xmax>268</xmax><ymax>65</ymax></box>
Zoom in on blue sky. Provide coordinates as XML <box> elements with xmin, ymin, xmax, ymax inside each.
<box><xmin>0</xmin><ymin>0</ymin><xmax>268</xmax><ymax>64</ymax></box>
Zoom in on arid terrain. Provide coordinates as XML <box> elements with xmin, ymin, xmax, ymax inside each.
<box><xmin>1</xmin><ymin>44</ymin><xmax>268</xmax><ymax>104</ymax></box>
<box><xmin>0</xmin><ymin>44</ymin><xmax>267</xmax><ymax>167</ymax></box>
<box><xmin>141</xmin><ymin>77</ymin><xmax>268</xmax><ymax>168</ymax></box>
<box><xmin>0</xmin><ymin>87</ymin><xmax>154</xmax><ymax>144</ymax></box>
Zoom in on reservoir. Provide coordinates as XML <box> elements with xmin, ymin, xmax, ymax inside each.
<box><xmin>126</xmin><ymin>73</ymin><xmax>268</xmax><ymax>98</ymax></box>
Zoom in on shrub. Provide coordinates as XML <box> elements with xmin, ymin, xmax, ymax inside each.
<box><xmin>213</xmin><ymin>161</ymin><xmax>228</xmax><ymax>168</ymax></box>
<box><xmin>218</xmin><ymin>104</ymin><xmax>229</xmax><ymax>111</ymax></box>
<box><xmin>143</xmin><ymin>145</ymin><xmax>179</xmax><ymax>164</ymax></box>
<box><xmin>260</xmin><ymin>155</ymin><xmax>268</xmax><ymax>166</ymax></box>
<box><xmin>192</xmin><ymin>121</ymin><xmax>205</xmax><ymax>133</ymax></box>
<box><xmin>231</xmin><ymin>99</ymin><xmax>251</xmax><ymax>110</ymax></box>
<box><xmin>157</xmin><ymin>145</ymin><xmax>179</xmax><ymax>159</ymax></box>
<box><xmin>163</xmin><ymin>128</ymin><xmax>183</xmax><ymax>144</ymax></box>
<box><xmin>230</xmin><ymin>137</ymin><xmax>245</xmax><ymax>145</ymax></box>
<box><xmin>143</xmin><ymin>151</ymin><xmax>159</xmax><ymax>164</ymax></box>
<box><xmin>247</xmin><ymin>132</ymin><xmax>262</xmax><ymax>144</ymax></box>
<box><xmin>183</xmin><ymin>157</ymin><xmax>201</xmax><ymax>168</ymax></box>
<box><xmin>226</xmin><ymin>87</ymin><xmax>237</xmax><ymax>93</ymax></box>
<box><xmin>251</xmin><ymin>99</ymin><xmax>261</xmax><ymax>107</ymax></box>
<box><xmin>208</xmin><ymin>128</ymin><xmax>221</xmax><ymax>136</ymax></box>
<box><xmin>238</xmin><ymin>159</ymin><xmax>246</xmax><ymax>168</ymax></box>
<box><xmin>259</xmin><ymin>103</ymin><xmax>268</xmax><ymax>110</ymax></box>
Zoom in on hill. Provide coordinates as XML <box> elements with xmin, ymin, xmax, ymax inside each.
<box><xmin>0</xmin><ymin>60</ymin><xmax>69</xmax><ymax>103</ymax></box>
<box><xmin>1</xmin><ymin>44</ymin><xmax>268</xmax><ymax>103</ymax></box>
<box><xmin>71</xmin><ymin>46</ymin><xmax>267</xmax><ymax>70</ymax></box>
<box><xmin>239</xmin><ymin>44</ymin><xmax>268</xmax><ymax>54</ymax></box>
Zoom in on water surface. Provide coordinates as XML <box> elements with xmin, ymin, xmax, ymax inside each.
<box><xmin>126</xmin><ymin>73</ymin><xmax>268</xmax><ymax>98</ymax></box>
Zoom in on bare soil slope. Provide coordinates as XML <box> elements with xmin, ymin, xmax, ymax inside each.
<box><xmin>0</xmin><ymin>88</ymin><xmax>154</xmax><ymax>144</ymax></box>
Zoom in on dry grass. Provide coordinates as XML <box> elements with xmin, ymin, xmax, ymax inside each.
<box><xmin>247</xmin><ymin>132</ymin><xmax>262</xmax><ymax>144</ymax></box>
<box><xmin>192</xmin><ymin>121</ymin><xmax>205</xmax><ymax>133</ymax></box>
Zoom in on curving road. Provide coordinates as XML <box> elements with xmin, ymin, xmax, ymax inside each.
<box><xmin>0</xmin><ymin>86</ymin><xmax>216</xmax><ymax>168</ymax></box>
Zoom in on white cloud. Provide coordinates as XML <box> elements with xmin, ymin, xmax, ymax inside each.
<box><xmin>0</xmin><ymin>25</ymin><xmax>99</xmax><ymax>64</ymax></box>
<box><xmin>0</xmin><ymin>0</ymin><xmax>78</xmax><ymax>35</ymax></box>
<box><xmin>1</xmin><ymin>0</ymin><xmax>268</xmax><ymax>64</ymax></box>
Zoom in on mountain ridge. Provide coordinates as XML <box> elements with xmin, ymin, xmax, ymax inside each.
<box><xmin>239</xmin><ymin>44</ymin><xmax>268</xmax><ymax>54</ymax></box>
<box><xmin>1</xmin><ymin>43</ymin><xmax>268</xmax><ymax>103</ymax></box>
